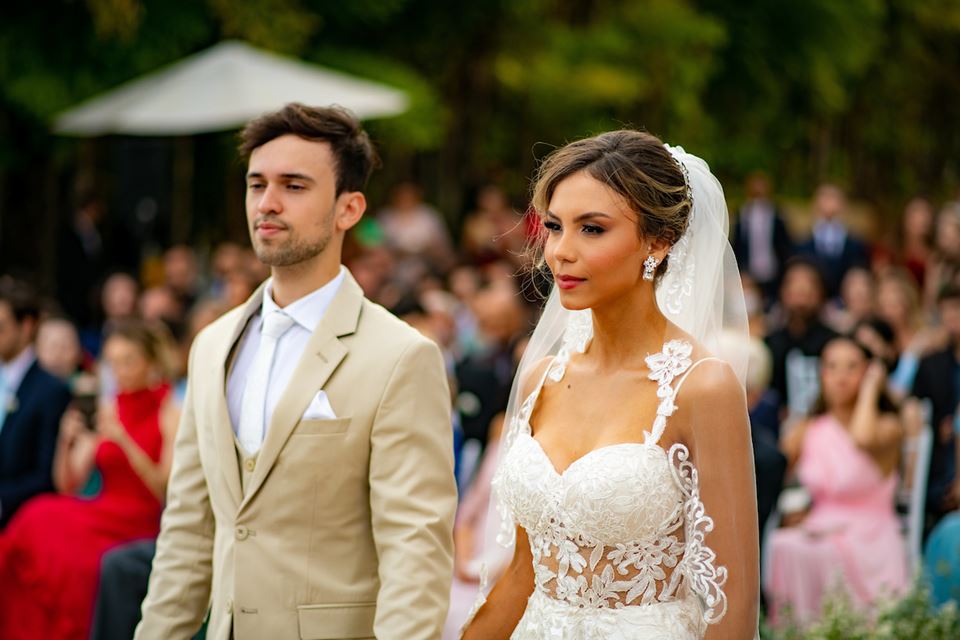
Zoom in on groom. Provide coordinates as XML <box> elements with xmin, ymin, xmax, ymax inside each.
<box><xmin>136</xmin><ymin>104</ymin><xmax>457</xmax><ymax>640</ymax></box>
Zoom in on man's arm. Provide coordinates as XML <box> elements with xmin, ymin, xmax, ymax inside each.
<box><xmin>0</xmin><ymin>380</ymin><xmax>70</xmax><ymax>520</ymax></box>
<box><xmin>134</xmin><ymin>344</ymin><xmax>215</xmax><ymax>639</ymax></box>
<box><xmin>369</xmin><ymin>337</ymin><xmax>457</xmax><ymax>640</ymax></box>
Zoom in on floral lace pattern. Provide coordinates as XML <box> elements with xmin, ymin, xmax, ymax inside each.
<box><xmin>493</xmin><ymin>339</ymin><xmax>727</xmax><ymax>637</ymax></box>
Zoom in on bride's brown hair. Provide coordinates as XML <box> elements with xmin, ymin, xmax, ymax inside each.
<box><xmin>529</xmin><ymin>130</ymin><xmax>691</xmax><ymax>281</ymax></box>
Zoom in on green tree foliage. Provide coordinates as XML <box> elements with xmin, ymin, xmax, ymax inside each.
<box><xmin>1</xmin><ymin>0</ymin><xmax>959</xmax><ymax>251</ymax></box>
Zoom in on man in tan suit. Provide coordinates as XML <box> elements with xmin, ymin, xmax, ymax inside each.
<box><xmin>136</xmin><ymin>104</ymin><xmax>457</xmax><ymax>640</ymax></box>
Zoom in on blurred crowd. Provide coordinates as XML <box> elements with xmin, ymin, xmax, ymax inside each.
<box><xmin>2</xmin><ymin>173</ymin><xmax>960</xmax><ymax>637</ymax></box>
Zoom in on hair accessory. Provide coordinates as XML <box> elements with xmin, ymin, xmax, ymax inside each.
<box><xmin>665</xmin><ymin>144</ymin><xmax>694</xmax><ymax>208</ymax></box>
<box><xmin>643</xmin><ymin>255</ymin><xmax>659</xmax><ymax>281</ymax></box>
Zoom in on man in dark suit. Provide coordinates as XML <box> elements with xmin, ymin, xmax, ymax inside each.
<box><xmin>0</xmin><ymin>284</ymin><xmax>71</xmax><ymax>528</ymax></box>
<box><xmin>765</xmin><ymin>258</ymin><xmax>838</xmax><ymax>413</ymax></box>
<box><xmin>912</xmin><ymin>284</ymin><xmax>960</xmax><ymax>533</ymax></box>
<box><xmin>732</xmin><ymin>172</ymin><xmax>794</xmax><ymax>305</ymax></box>
<box><xmin>797</xmin><ymin>184</ymin><xmax>870</xmax><ymax>298</ymax></box>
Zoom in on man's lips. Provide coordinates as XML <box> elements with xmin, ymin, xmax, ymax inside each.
<box><xmin>255</xmin><ymin>222</ymin><xmax>287</xmax><ymax>236</ymax></box>
<box><xmin>556</xmin><ymin>275</ymin><xmax>585</xmax><ymax>290</ymax></box>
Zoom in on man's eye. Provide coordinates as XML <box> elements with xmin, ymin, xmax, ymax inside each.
<box><xmin>248</xmin><ymin>183</ymin><xmax>264</xmax><ymax>190</ymax></box>
<box><xmin>287</xmin><ymin>184</ymin><xmax>305</xmax><ymax>191</ymax></box>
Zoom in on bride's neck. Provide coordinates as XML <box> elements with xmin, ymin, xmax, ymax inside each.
<box><xmin>588</xmin><ymin>286</ymin><xmax>668</xmax><ymax>371</ymax></box>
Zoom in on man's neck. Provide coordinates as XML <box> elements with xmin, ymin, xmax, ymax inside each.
<box><xmin>2</xmin><ymin>344</ymin><xmax>33</xmax><ymax>367</ymax></box>
<box><xmin>270</xmin><ymin>258</ymin><xmax>341</xmax><ymax>308</ymax></box>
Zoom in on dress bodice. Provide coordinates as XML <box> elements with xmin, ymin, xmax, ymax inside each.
<box><xmin>494</xmin><ymin>340</ymin><xmax>727</xmax><ymax>625</ymax></box>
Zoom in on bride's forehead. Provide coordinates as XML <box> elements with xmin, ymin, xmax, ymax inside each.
<box><xmin>548</xmin><ymin>172</ymin><xmax>635</xmax><ymax>219</ymax></box>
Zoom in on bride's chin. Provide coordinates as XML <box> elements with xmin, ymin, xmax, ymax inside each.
<box><xmin>557</xmin><ymin>293</ymin><xmax>591</xmax><ymax>311</ymax></box>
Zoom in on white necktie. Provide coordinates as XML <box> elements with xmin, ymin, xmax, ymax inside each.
<box><xmin>237</xmin><ymin>311</ymin><xmax>295</xmax><ymax>453</ymax></box>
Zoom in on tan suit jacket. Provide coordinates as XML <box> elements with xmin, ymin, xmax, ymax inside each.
<box><xmin>135</xmin><ymin>271</ymin><xmax>456</xmax><ymax>640</ymax></box>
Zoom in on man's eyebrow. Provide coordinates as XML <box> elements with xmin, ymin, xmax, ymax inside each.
<box><xmin>245</xmin><ymin>172</ymin><xmax>316</xmax><ymax>183</ymax></box>
<box><xmin>545</xmin><ymin>210</ymin><xmax>613</xmax><ymax>222</ymax></box>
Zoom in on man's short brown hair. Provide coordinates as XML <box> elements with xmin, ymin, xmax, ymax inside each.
<box><xmin>239</xmin><ymin>103</ymin><xmax>380</xmax><ymax>195</ymax></box>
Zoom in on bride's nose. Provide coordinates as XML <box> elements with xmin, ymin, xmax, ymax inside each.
<box><xmin>552</xmin><ymin>230</ymin><xmax>577</xmax><ymax>263</ymax></box>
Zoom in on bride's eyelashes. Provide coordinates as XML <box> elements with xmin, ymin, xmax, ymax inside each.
<box><xmin>542</xmin><ymin>219</ymin><xmax>606</xmax><ymax>235</ymax></box>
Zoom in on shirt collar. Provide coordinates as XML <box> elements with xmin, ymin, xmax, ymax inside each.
<box><xmin>260</xmin><ymin>266</ymin><xmax>346</xmax><ymax>332</ymax></box>
<box><xmin>1</xmin><ymin>346</ymin><xmax>35</xmax><ymax>393</ymax></box>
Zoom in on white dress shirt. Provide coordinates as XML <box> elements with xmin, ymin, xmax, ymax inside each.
<box><xmin>743</xmin><ymin>200</ymin><xmax>777</xmax><ymax>282</ymax></box>
<box><xmin>813</xmin><ymin>220</ymin><xmax>847</xmax><ymax>257</ymax></box>
<box><xmin>226</xmin><ymin>268</ymin><xmax>345</xmax><ymax>437</ymax></box>
<box><xmin>0</xmin><ymin>346</ymin><xmax>36</xmax><ymax>435</ymax></box>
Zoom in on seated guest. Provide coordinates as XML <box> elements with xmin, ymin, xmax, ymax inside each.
<box><xmin>767</xmin><ymin>335</ymin><xmax>908</xmax><ymax>626</ymax></box>
<box><xmin>0</xmin><ymin>284</ymin><xmax>71</xmax><ymax>528</ymax></box>
<box><xmin>91</xmin><ymin>538</ymin><xmax>158</xmax><ymax>640</ymax></box>
<box><xmin>912</xmin><ymin>284</ymin><xmax>960</xmax><ymax>532</ymax></box>
<box><xmin>0</xmin><ymin>319</ymin><xmax>179</xmax><ymax>640</ymax></box>
<box><xmin>923</xmin><ymin>511</ymin><xmax>960</xmax><ymax>607</ymax></box>
<box><xmin>35</xmin><ymin>316</ymin><xmax>86</xmax><ymax>383</ymax></box>
<box><xmin>765</xmin><ymin>258</ymin><xmax>838</xmax><ymax>413</ymax></box>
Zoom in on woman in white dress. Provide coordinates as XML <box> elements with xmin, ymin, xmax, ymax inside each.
<box><xmin>462</xmin><ymin>130</ymin><xmax>760</xmax><ymax>639</ymax></box>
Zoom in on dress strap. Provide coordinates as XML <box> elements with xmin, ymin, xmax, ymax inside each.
<box><xmin>645</xmin><ymin>346</ymin><xmax>722</xmax><ymax>445</ymax></box>
<box><xmin>673</xmin><ymin>356</ymin><xmax>724</xmax><ymax>397</ymax></box>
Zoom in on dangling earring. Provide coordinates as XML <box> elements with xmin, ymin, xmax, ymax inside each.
<box><xmin>642</xmin><ymin>255</ymin><xmax>659</xmax><ymax>281</ymax></box>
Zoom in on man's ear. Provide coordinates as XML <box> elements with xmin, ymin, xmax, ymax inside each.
<box><xmin>334</xmin><ymin>192</ymin><xmax>367</xmax><ymax>232</ymax></box>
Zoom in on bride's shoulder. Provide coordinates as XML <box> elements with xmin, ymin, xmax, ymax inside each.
<box><xmin>670</xmin><ymin>331</ymin><xmax>741</xmax><ymax>401</ymax></box>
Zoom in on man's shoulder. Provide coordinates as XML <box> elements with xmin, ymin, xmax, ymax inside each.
<box><xmin>21</xmin><ymin>361</ymin><xmax>69</xmax><ymax>400</ymax></box>
<box><xmin>355</xmin><ymin>298</ymin><xmax>434</xmax><ymax>357</ymax></box>
<box><xmin>191</xmin><ymin>304</ymin><xmax>248</xmax><ymax>354</ymax></box>
<box><xmin>918</xmin><ymin>347</ymin><xmax>954</xmax><ymax>372</ymax></box>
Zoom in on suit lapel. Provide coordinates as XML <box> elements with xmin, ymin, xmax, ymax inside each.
<box><xmin>239</xmin><ymin>272</ymin><xmax>363</xmax><ymax>510</ymax></box>
<box><xmin>213</xmin><ymin>284</ymin><xmax>266</xmax><ymax>508</ymax></box>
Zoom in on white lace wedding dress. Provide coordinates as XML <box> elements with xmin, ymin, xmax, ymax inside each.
<box><xmin>494</xmin><ymin>339</ymin><xmax>727</xmax><ymax>639</ymax></box>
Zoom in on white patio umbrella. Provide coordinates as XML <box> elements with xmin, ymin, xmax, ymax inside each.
<box><xmin>54</xmin><ymin>40</ymin><xmax>408</xmax><ymax>135</ymax></box>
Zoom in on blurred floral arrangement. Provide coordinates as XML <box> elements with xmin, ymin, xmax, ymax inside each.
<box><xmin>761</xmin><ymin>584</ymin><xmax>960</xmax><ymax>640</ymax></box>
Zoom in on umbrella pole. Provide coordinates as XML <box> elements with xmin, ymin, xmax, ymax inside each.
<box><xmin>172</xmin><ymin>136</ymin><xmax>194</xmax><ymax>245</ymax></box>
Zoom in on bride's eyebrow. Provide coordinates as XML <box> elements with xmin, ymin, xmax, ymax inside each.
<box><xmin>545</xmin><ymin>211</ymin><xmax>613</xmax><ymax>222</ymax></box>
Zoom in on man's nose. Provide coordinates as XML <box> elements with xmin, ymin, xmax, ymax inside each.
<box><xmin>257</xmin><ymin>184</ymin><xmax>283</xmax><ymax>215</ymax></box>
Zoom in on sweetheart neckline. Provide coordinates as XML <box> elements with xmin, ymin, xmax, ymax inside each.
<box><xmin>521</xmin><ymin>432</ymin><xmax>675</xmax><ymax>478</ymax></box>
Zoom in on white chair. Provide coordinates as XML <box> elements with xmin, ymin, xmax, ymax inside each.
<box><xmin>898</xmin><ymin>398</ymin><xmax>933</xmax><ymax>573</ymax></box>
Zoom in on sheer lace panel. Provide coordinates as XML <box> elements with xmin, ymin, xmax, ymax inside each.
<box><xmin>493</xmin><ymin>339</ymin><xmax>728</xmax><ymax>623</ymax></box>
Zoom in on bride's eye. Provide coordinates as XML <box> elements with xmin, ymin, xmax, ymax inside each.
<box><xmin>582</xmin><ymin>224</ymin><xmax>605</xmax><ymax>235</ymax></box>
<box><xmin>543</xmin><ymin>220</ymin><xmax>561</xmax><ymax>233</ymax></box>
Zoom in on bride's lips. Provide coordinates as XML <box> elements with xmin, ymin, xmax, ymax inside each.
<box><xmin>556</xmin><ymin>275</ymin><xmax>586</xmax><ymax>290</ymax></box>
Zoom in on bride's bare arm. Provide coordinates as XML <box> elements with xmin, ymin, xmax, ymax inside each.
<box><xmin>461</xmin><ymin>525</ymin><xmax>534</xmax><ymax>640</ymax></box>
<box><xmin>676</xmin><ymin>360</ymin><xmax>760</xmax><ymax>639</ymax></box>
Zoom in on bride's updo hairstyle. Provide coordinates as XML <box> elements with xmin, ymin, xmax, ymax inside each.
<box><xmin>530</xmin><ymin>130</ymin><xmax>691</xmax><ymax>281</ymax></box>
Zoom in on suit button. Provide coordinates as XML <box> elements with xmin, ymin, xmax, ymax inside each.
<box><xmin>244</xmin><ymin>458</ymin><xmax>256</xmax><ymax>472</ymax></box>
<box><xmin>235</xmin><ymin>525</ymin><xmax>249</xmax><ymax>540</ymax></box>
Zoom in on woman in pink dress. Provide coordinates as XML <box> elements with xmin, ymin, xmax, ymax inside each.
<box><xmin>0</xmin><ymin>320</ymin><xmax>180</xmax><ymax>639</ymax></box>
<box><xmin>767</xmin><ymin>334</ymin><xmax>909</xmax><ymax>626</ymax></box>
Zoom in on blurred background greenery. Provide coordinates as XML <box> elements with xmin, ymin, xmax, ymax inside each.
<box><xmin>2</xmin><ymin>0</ymin><xmax>959</xmax><ymax>288</ymax></box>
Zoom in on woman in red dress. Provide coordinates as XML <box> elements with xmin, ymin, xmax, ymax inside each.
<box><xmin>0</xmin><ymin>319</ymin><xmax>180</xmax><ymax>639</ymax></box>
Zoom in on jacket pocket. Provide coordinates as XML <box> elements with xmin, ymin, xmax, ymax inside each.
<box><xmin>297</xmin><ymin>602</ymin><xmax>376</xmax><ymax>639</ymax></box>
<box><xmin>293</xmin><ymin>417</ymin><xmax>351</xmax><ymax>436</ymax></box>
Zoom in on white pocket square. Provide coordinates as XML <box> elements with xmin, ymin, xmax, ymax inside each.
<box><xmin>301</xmin><ymin>390</ymin><xmax>338</xmax><ymax>420</ymax></box>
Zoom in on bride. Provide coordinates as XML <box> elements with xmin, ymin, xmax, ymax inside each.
<box><xmin>461</xmin><ymin>130</ymin><xmax>759</xmax><ymax>639</ymax></box>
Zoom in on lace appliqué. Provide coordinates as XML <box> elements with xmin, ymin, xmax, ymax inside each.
<box><xmin>660</xmin><ymin>217</ymin><xmax>696</xmax><ymax>317</ymax></box>
<box><xmin>644</xmin><ymin>339</ymin><xmax>692</xmax><ymax>444</ymax></box>
<box><xmin>669</xmin><ymin>444</ymin><xmax>729</xmax><ymax>623</ymax></box>
<box><xmin>548</xmin><ymin>310</ymin><xmax>591</xmax><ymax>382</ymax></box>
